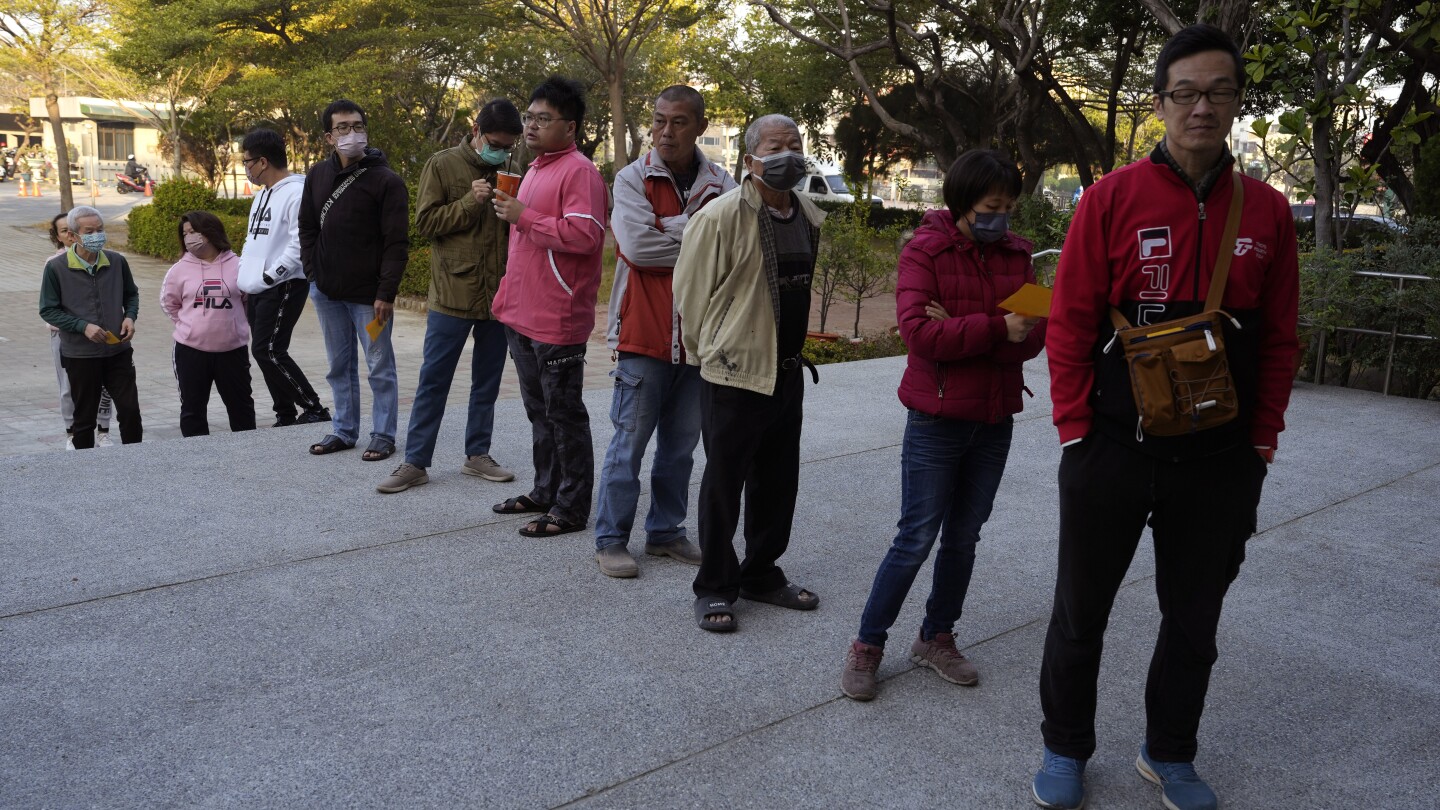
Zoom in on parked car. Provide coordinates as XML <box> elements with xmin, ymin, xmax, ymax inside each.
<box><xmin>1292</xmin><ymin>204</ymin><xmax>1406</xmax><ymax>248</ymax></box>
<box><xmin>792</xmin><ymin>159</ymin><xmax>883</xmax><ymax>209</ymax></box>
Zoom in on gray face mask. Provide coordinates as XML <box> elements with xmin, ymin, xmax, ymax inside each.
<box><xmin>970</xmin><ymin>211</ymin><xmax>1009</xmax><ymax>244</ymax></box>
<box><xmin>751</xmin><ymin>151</ymin><xmax>807</xmax><ymax>190</ymax></box>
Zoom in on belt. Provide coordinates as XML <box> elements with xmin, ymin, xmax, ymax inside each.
<box><xmin>780</xmin><ymin>354</ymin><xmax>820</xmax><ymax>384</ymax></box>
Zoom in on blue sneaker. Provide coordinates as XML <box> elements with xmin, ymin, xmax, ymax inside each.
<box><xmin>1032</xmin><ymin>746</ymin><xmax>1086</xmax><ymax>808</ymax></box>
<box><xmin>1136</xmin><ymin>744</ymin><xmax>1218</xmax><ymax>810</ymax></box>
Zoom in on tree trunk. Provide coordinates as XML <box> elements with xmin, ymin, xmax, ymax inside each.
<box><xmin>608</xmin><ymin>66</ymin><xmax>628</xmax><ymax>173</ymax></box>
<box><xmin>853</xmin><ymin>301</ymin><xmax>862</xmax><ymax>339</ymax></box>
<box><xmin>1312</xmin><ymin>110</ymin><xmax>1338</xmax><ymax>250</ymax></box>
<box><xmin>45</xmin><ymin>92</ymin><xmax>75</xmax><ymax>211</ymax></box>
<box><xmin>171</xmin><ymin>109</ymin><xmax>183</xmax><ymax>178</ymax></box>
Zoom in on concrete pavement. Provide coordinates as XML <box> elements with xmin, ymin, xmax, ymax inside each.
<box><xmin>1</xmin><ymin>350</ymin><xmax>1437</xmax><ymax>808</ymax></box>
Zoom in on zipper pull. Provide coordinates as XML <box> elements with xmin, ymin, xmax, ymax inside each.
<box><xmin>1198</xmin><ymin>201</ymin><xmax>1206</xmax><ymax>221</ymax></box>
<box><xmin>1136</xmin><ymin>415</ymin><xmax>1145</xmax><ymax>442</ymax></box>
<box><xmin>1104</xmin><ymin>331</ymin><xmax>1119</xmax><ymax>353</ymax></box>
<box><xmin>1205</xmin><ymin>329</ymin><xmax>1216</xmax><ymax>351</ymax></box>
<box><xmin>1229</xmin><ymin>316</ymin><xmax>1242</xmax><ymax>330</ymax></box>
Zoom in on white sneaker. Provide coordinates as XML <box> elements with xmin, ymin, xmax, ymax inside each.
<box><xmin>96</xmin><ymin>432</ymin><xmax>115</xmax><ymax>448</ymax></box>
<box><xmin>64</xmin><ymin>435</ymin><xmax>75</xmax><ymax>451</ymax></box>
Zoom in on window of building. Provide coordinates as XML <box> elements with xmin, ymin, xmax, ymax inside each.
<box><xmin>699</xmin><ymin>136</ymin><xmax>720</xmax><ymax>146</ymax></box>
<box><xmin>97</xmin><ymin>124</ymin><xmax>135</xmax><ymax>161</ymax></box>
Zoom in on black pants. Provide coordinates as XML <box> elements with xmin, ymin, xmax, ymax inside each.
<box><xmin>246</xmin><ymin>279</ymin><xmax>324</xmax><ymax>420</ymax></box>
<box><xmin>64</xmin><ymin>349</ymin><xmax>143</xmax><ymax>448</ymax></box>
<box><xmin>173</xmin><ymin>343</ymin><xmax>256</xmax><ymax>437</ymax></box>
<box><xmin>506</xmin><ymin>328</ymin><xmax>593</xmax><ymax>525</ymax></box>
<box><xmin>1039</xmin><ymin>433</ymin><xmax>1267</xmax><ymax>762</ymax></box>
<box><xmin>692</xmin><ymin>370</ymin><xmax>805</xmax><ymax>601</ymax></box>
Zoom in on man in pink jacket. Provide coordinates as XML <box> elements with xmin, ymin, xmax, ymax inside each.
<box><xmin>490</xmin><ymin>76</ymin><xmax>609</xmax><ymax>536</ymax></box>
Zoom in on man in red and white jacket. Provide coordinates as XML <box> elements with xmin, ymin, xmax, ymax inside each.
<box><xmin>592</xmin><ymin>86</ymin><xmax>736</xmax><ymax>578</ymax></box>
<box><xmin>490</xmin><ymin>76</ymin><xmax>609</xmax><ymax>537</ymax></box>
<box><xmin>1032</xmin><ymin>24</ymin><xmax>1300</xmax><ymax>810</ymax></box>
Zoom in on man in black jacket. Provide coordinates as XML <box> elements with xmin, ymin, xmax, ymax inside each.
<box><xmin>299</xmin><ymin>99</ymin><xmax>409</xmax><ymax>461</ymax></box>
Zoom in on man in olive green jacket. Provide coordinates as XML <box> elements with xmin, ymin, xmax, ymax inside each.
<box><xmin>377</xmin><ymin>99</ymin><xmax>526</xmax><ymax>494</ymax></box>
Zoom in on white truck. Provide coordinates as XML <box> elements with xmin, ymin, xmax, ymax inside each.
<box><xmin>792</xmin><ymin>158</ymin><xmax>883</xmax><ymax>209</ymax></box>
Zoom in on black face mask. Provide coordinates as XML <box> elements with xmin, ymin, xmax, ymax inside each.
<box><xmin>751</xmin><ymin>151</ymin><xmax>807</xmax><ymax>190</ymax></box>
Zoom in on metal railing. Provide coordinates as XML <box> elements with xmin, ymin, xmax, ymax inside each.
<box><xmin>1306</xmin><ymin>270</ymin><xmax>1435</xmax><ymax>395</ymax></box>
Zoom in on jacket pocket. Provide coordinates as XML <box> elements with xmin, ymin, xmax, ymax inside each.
<box><xmin>710</xmin><ymin>295</ymin><xmax>735</xmax><ymax>344</ymax></box>
<box><xmin>547</xmin><ymin>250</ymin><xmax>574</xmax><ymax>296</ymax></box>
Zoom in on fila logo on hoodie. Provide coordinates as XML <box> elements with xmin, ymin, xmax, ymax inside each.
<box><xmin>193</xmin><ymin>277</ymin><xmax>236</xmax><ymax>309</ymax></box>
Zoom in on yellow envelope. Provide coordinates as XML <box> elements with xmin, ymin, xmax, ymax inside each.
<box><xmin>104</xmin><ymin>330</ymin><xmax>122</xmax><ymax>345</ymax></box>
<box><xmin>998</xmin><ymin>283</ymin><xmax>1053</xmax><ymax>318</ymax></box>
<box><xmin>365</xmin><ymin>317</ymin><xmax>385</xmax><ymax>341</ymax></box>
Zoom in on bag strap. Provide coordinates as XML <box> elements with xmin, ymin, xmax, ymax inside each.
<box><xmin>1109</xmin><ymin>172</ymin><xmax>1245</xmax><ymax>332</ymax></box>
<box><xmin>319</xmin><ymin>167</ymin><xmax>367</xmax><ymax>229</ymax></box>
<box><xmin>1204</xmin><ymin>172</ymin><xmax>1245</xmax><ymax>312</ymax></box>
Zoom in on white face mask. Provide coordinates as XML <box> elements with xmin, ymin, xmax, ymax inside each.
<box><xmin>334</xmin><ymin>132</ymin><xmax>368</xmax><ymax>160</ymax></box>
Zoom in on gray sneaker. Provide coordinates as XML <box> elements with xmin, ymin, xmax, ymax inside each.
<box><xmin>644</xmin><ymin>537</ymin><xmax>702</xmax><ymax>565</ymax></box>
<box><xmin>595</xmin><ymin>545</ymin><xmax>639</xmax><ymax>578</ymax></box>
<box><xmin>841</xmin><ymin>640</ymin><xmax>883</xmax><ymax>701</ymax></box>
<box><xmin>909</xmin><ymin>631</ymin><xmax>979</xmax><ymax>686</ymax></box>
<box><xmin>377</xmin><ymin>463</ymin><xmax>428</xmax><ymax>493</ymax></box>
<box><xmin>462</xmin><ymin>454</ymin><xmax>515</xmax><ymax>482</ymax></box>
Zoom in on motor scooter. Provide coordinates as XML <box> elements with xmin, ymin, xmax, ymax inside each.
<box><xmin>115</xmin><ymin>166</ymin><xmax>152</xmax><ymax>194</ymax></box>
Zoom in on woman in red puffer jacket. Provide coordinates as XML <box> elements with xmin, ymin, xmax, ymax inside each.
<box><xmin>840</xmin><ymin>150</ymin><xmax>1046</xmax><ymax>701</ymax></box>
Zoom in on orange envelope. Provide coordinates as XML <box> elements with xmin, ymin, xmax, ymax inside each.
<box><xmin>365</xmin><ymin>317</ymin><xmax>385</xmax><ymax>341</ymax></box>
<box><xmin>103</xmin><ymin>330</ymin><xmax>122</xmax><ymax>344</ymax></box>
<box><xmin>998</xmin><ymin>283</ymin><xmax>1052</xmax><ymax>318</ymax></box>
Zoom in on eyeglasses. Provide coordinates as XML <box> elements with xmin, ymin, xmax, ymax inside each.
<box><xmin>1158</xmin><ymin>88</ymin><xmax>1240</xmax><ymax>106</ymax></box>
<box><xmin>521</xmin><ymin>113</ymin><xmax>567</xmax><ymax>129</ymax></box>
<box><xmin>241</xmin><ymin>156</ymin><xmax>263</xmax><ymax>167</ymax></box>
<box><xmin>330</xmin><ymin>123</ymin><xmax>367</xmax><ymax>134</ymax></box>
<box><xmin>483</xmin><ymin>137</ymin><xmax>516</xmax><ymax>153</ymax></box>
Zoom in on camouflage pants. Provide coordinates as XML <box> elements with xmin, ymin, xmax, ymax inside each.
<box><xmin>505</xmin><ymin>327</ymin><xmax>593</xmax><ymax>525</ymax></box>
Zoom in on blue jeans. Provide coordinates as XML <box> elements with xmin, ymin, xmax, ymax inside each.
<box><xmin>403</xmin><ymin>311</ymin><xmax>507</xmax><ymax>468</ymax></box>
<box><xmin>594</xmin><ymin>353</ymin><xmax>701</xmax><ymax>550</ymax></box>
<box><xmin>856</xmin><ymin>410</ymin><xmax>1013</xmax><ymax>648</ymax></box>
<box><xmin>309</xmin><ymin>286</ymin><xmax>398</xmax><ymax>445</ymax></box>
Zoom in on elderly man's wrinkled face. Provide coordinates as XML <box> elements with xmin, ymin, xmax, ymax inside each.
<box><xmin>652</xmin><ymin>97</ymin><xmax>707</xmax><ymax>166</ymax></box>
<box><xmin>745</xmin><ymin>125</ymin><xmax>805</xmax><ymax>191</ymax></box>
<box><xmin>748</xmin><ymin>125</ymin><xmax>803</xmax><ymax>161</ymax></box>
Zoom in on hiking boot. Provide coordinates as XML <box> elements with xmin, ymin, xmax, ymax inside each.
<box><xmin>595</xmin><ymin>544</ymin><xmax>638</xmax><ymax>578</ymax></box>
<box><xmin>463</xmin><ymin>454</ymin><xmax>515</xmax><ymax>482</ymax></box>
<box><xmin>840</xmin><ymin>640</ymin><xmax>883</xmax><ymax>701</ymax></box>
<box><xmin>909</xmin><ymin>631</ymin><xmax>979</xmax><ymax>686</ymax></box>
<box><xmin>96</xmin><ymin>430</ymin><xmax>114</xmax><ymax>448</ymax></box>
<box><xmin>1033</xmin><ymin>746</ymin><xmax>1087</xmax><ymax>809</ymax></box>
<box><xmin>296</xmin><ymin>408</ymin><xmax>332</xmax><ymax>425</ymax></box>
<box><xmin>644</xmin><ymin>537</ymin><xmax>702</xmax><ymax>565</ymax></box>
<box><xmin>1136</xmin><ymin>744</ymin><xmax>1218</xmax><ymax>810</ymax></box>
<box><xmin>376</xmin><ymin>463</ymin><xmax>428</xmax><ymax>494</ymax></box>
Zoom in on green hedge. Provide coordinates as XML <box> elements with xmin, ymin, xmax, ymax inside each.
<box><xmin>802</xmin><ymin>332</ymin><xmax>907</xmax><ymax>366</ymax></box>
<box><xmin>126</xmin><ymin>178</ymin><xmax>249</xmax><ymax>262</ymax></box>
<box><xmin>812</xmin><ymin>199</ymin><xmax>925</xmax><ymax>232</ymax></box>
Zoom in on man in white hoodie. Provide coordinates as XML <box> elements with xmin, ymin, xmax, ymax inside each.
<box><xmin>238</xmin><ymin>128</ymin><xmax>330</xmax><ymax>427</ymax></box>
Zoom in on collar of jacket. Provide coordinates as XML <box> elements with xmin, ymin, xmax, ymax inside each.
<box><xmin>1150</xmin><ymin>139</ymin><xmax>1235</xmax><ymax>201</ymax></box>
<box><xmin>738</xmin><ymin>176</ymin><xmax>825</xmax><ymax>227</ymax></box>
<box><xmin>909</xmin><ymin>208</ymin><xmax>1031</xmax><ymax>258</ymax></box>
<box><xmin>529</xmin><ymin>141</ymin><xmax>580</xmax><ymax>170</ymax></box>
<box><xmin>67</xmin><ymin>245</ymin><xmax>111</xmax><ymax>273</ymax></box>
<box><xmin>331</xmin><ymin>146</ymin><xmax>389</xmax><ymax>175</ymax></box>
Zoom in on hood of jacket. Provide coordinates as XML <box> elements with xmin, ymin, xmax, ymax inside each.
<box><xmin>909</xmin><ymin>208</ymin><xmax>1033</xmax><ymax>258</ymax></box>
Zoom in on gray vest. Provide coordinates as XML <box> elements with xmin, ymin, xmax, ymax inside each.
<box><xmin>47</xmin><ymin>250</ymin><xmax>131</xmax><ymax>359</ymax></box>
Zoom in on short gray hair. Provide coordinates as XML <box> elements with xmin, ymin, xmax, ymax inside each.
<box><xmin>744</xmin><ymin>114</ymin><xmax>801</xmax><ymax>153</ymax></box>
<box><xmin>68</xmin><ymin>205</ymin><xmax>104</xmax><ymax>232</ymax></box>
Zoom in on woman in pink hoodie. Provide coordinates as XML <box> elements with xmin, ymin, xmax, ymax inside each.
<box><xmin>160</xmin><ymin>211</ymin><xmax>256</xmax><ymax>437</ymax></box>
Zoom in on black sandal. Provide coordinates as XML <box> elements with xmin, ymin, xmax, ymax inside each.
<box><xmin>492</xmin><ymin>495</ymin><xmax>551</xmax><ymax>514</ymax></box>
<box><xmin>518</xmin><ymin>514</ymin><xmax>585</xmax><ymax>537</ymax></box>
<box><xmin>739</xmin><ymin>582</ymin><xmax>819</xmax><ymax>611</ymax></box>
<box><xmin>694</xmin><ymin>596</ymin><xmax>737</xmax><ymax>632</ymax></box>
<box><xmin>362</xmin><ymin>437</ymin><xmax>396</xmax><ymax>462</ymax></box>
<box><xmin>309</xmin><ymin>434</ymin><xmax>355</xmax><ymax>455</ymax></box>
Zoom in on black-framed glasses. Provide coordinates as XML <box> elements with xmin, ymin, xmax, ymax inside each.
<box><xmin>521</xmin><ymin>113</ymin><xmax>567</xmax><ymax>129</ymax></box>
<box><xmin>241</xmin><ymin>156</ymin><xmax>263</xmax><ymax>167</ymax></box>
<box><xmin>329</xmin><ymin>122</ymin><xmax>367</xmax><ymax>134</ymax></box>
<box><xmin>482</xmin><ymin>136</ymin><xmax>516</xmax><ymax>153</ymax></box>
<box><xmin>1158</xmin><ymin>88</ymin><xmax>1240</xmax><ymax>106</ymax></box>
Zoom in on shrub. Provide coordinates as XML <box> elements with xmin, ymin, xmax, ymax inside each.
<box><xmin>802</xmin><ymin>331</ymin><xmax>907</xmax><ymax>366</ymax></box>
<box><xmin>400</xmin><ymin>245</ymin><xmax>431</xmax><ymax>298</ymax></box>
<box><xmin>124</xmin><ymin>178</ymin><xmax>249</xmax><ymax>260</ymax></box>
<box><xmin>812</xmin><ymin>199</ymin><xmax>925</xmax><ymax>232</ymax></box>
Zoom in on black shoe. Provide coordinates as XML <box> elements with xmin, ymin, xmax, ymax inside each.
<box><xmin>296</xmin><ymin>408</ymin><xmax>332</xmax><ymax>425</ymax></box>
<box><xmin>272</xmin><ymin>415</ymin><xmax>299</xmax><ymax>428</ymax></box>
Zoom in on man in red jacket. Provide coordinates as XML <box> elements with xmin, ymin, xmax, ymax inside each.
<box><xmin>1032</xmin><ymin>24</ymin><xmax>1299</xmax><ymax>810</ymax></box>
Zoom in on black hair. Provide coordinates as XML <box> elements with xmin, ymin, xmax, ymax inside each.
<box><xmin>529</xmin><ymin>76</ymin><xmax>587</xmax><ymax>131</ymax></box>
<box><xmin>49</xmin><ymin>211</ymin><xmax>69</xmax><ymax>249</ymax></box>
<box><xmin>1153</xmin><ymin>23</ymin><xmax>1245</xmax><ymax>93</ymax></box>
<box><xmin>942</xmin><ymin>150</ymin><xmax>1022</xmax><ymax>219</ymax></box>
<box><xmin>477</xmin><ymin>98</ymin><xmax>523</xmax><ymax>136</ymax></box>
<box><xmin>321</xmin><ymin>99</ymin><xmax>367</xmax><ymax>133</ymax></box>
<box><xmin>241</xmin><ymin>128</ymin><xmax>288</xmax><ymax>169</ymax></box>
<box><xmin>178</xmin><ymin>210</ymin><xmax>232</xmax><ymax>254</ymax></box>
<box><xmin>657</xmin><ymin>85</ymin><xmax>706</xmax><ymax>120</ymax></box>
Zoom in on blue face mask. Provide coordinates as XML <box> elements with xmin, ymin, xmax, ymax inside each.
<box><xmin>79</xmin><ymin>232</ymin><xmax>107</xmax><ymax>253</ymax></box>
<box><xmin>970</xmin><ymin>212</ymin><xmax>1009</xmax><ymax>244</ymax></box>
<box><xmin>477</xmin><ymin>141</ymin><xmax>511</xmax><ymax>167</ymax></box>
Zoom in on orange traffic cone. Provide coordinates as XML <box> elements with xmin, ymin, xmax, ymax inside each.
<box><xmin>144</xmin><ymin>179</ymin><xmax>153</xmax><ymax>197</ymax></box>
<box><xmin>242</xmin><ymin>182</ymin><xmax>253</xmax><ymax>196</ymax></box>
<box><xmin>31</xmin><ymin>181</ymin><xmax>41</xmax><ymax>197</ymax></box>
<box><xmin>15</xmin><ymin>179</ymin><xmax>25</xmax><ymax>197</ymax></box>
